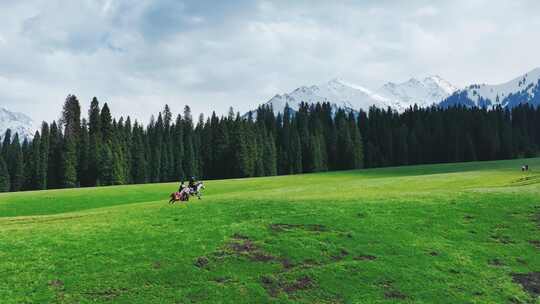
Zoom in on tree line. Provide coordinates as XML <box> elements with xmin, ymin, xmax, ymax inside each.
<box><xmin>0</xmin><ymin>95</ymin><xmax>538</xmax><ymax>192</ymax></box>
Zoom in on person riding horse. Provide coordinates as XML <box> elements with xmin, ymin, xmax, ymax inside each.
<box><xmin>188</xmin><ymin>176</ymin><xmax>197</xmax><ymax>192</ymax></box>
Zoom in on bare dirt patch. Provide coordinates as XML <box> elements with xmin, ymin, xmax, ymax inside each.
<box><xmin>213</xmin><ymin>276</ymin><xmax>235</xmax><ymax>284</ymax></box>
<box><xmin>377</xmin><ymin>279</ymin><xmax>408</xmax><ymax>301</ymax></box>
<box><xmin>490</xmin><ymin>234</ymin><xmax>514</xmax><ymax>244</ymax></box>
<box><xmin>261</xmin><ymin>275</ymin><xmax>315</xmax><ymax>297</ymax></box>
<box><xmin>48</xmin><ymin>279</ymin><xmax>64</xmax><ymax>289</ymax></box>
<box><xmin>269</xmin><ymin>223</ymin><xmax>327</xmax><ymax>233</ymax></box>
<box><xmin>281</xmin><ymin>258</ymin><xmax>294</xmax><ymax>270</ymax></box>
<box><xmin>195</xmin><ymin>256</ymin><xmax>209</xmax><ymax>268</ymax></box>
<box><xmin>385</xmin><ymin>290</ymin><xmax>407</xmax><ymax>300</ymax></box>
<box><xmin>529</xmin><ymin>240</ymin><xmax>540</xmax><ymax>249</ymax></box>
<box><xmin>204</xmin><ymin>234</ymin><xmax>278</xmax><ymax>267</ymax></box>
<box><xmin>331</xmin><ymin>248</ymin><xmax>349</xmax><ymax>261</ymax></box>
<box><xmin>227</xmin><ymin>237</ymin><xmax>277</xmax><ymax>262</ymax></box>
<box><xmin>354</xmin><ymin>255</ymin><xmax>377</xmax><ymax>261</ymax></box>
<box><xmin>512</xmin><ymin>272</ymin><xmax>540</xmax><ymax>297</ymax></box>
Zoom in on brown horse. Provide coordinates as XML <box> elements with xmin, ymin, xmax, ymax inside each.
<box><xmin>169</xmin><ymin>189</ymin><xmax>189</xmax><ymax>204</ymax></box>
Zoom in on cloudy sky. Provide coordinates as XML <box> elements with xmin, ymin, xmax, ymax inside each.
<box><xmin>1</xmin><ymin>0</ymin><xmax>539</xmax><ymax>125</ymax></box>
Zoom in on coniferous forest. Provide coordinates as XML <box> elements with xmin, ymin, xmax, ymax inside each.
<box><xmin>0</xmin><ymin>95</ymin><xmax>539</xmax><ymax>193</ymax></box>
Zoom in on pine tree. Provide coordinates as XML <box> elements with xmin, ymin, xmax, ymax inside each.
<box><xmin>8</xmin><ymin>134</ymin><xmax>24</xmax><ymax>192</ymax></box>
<box><xmin>38</xmin><ymin>122</ymin><xmax>50</xmax><ymax>189</ymax></box>
<box><xmin>101</xmin><ymin>103</ymin><xmax>113</xmax><ymax>144</ymax></box>
<box><xmin>79</xmin><ymin>120</ymin><xmax>90</xmax><ymax>186</ymax></box>
<box><xmin>60</xmin><ymin>95</ymin><xmax>82</xmax><ymax>188</ymax></box>
<box><xmin>263</xmin><ymin>132</ymin><xmax>277</xmax><ymax>176</ymax></box>
<box><xmin>1</xmin><ymin>129</ymin><xmax>11</xmax><ymax>160</ymax></box>
<box><xmin>26</xmin><ymin>131</ymin><xmax>42</xmax><ymax>190</ymax></box>
<box><xmin>0</xmin><ymin>155</ymin><xmax>10</xmax><ymax>192</ymax></box>
<box><xmin>131</xmin><ymin>124</ymin><xmax>147</xmax><ymax>183</ymax></box>
<box><xmin>61</xmin><ymin>137</ymin><xmax>78</xmax><ymax>188</ymax></box>
<box><xmin>172</xmin><ymin>115</ymin><xmax>184</xmax><ymax>180</ymax></box>
<box><xmin>183</xmin><ymin>106</ymin><xmax>196</xmax><ymax>178</ymax></box>
<box><xmin>88</xmin><ymin>97</ymin><xmax>102</xmax><ymax>186</ymax></box>
<box><xmin>47</xmin><ymin>121</ymin><xmax>63</xmax><ymax>189</ymax></box>
<box><xmin>99</xmin><ymin>144</ymin><xmax>114</xmax><ymax>186</ymax></box>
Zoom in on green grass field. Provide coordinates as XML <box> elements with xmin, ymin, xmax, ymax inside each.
<box><xmin>1</xmin><ymin>158</ymin><xmax>540</xmax><ymax>303</ymax></box>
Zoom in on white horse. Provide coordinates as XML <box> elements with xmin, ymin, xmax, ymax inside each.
<box><xmin>190</xmin><ymin>181</ymin><xmax>205</xmax><ymax>199</ymax></box>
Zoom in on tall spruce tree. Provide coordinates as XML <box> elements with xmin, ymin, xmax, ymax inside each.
<box><xmin>38</xmin><ymin>122</ymin><xmax>50</xmax><ymax>189</ymax></box>
<box><xmin>60</xmin><ymin>95</ymin><xmax>81</xmax><ymax>188</ymax></box>
<box><xmin>0</xmin><ymin>155</ymin><xmax>10</xmax><ymax>192</ymax></box>
<box><xmin>88</xmin><ymin>97</ymin><xmax>102</xmax><ymax>186</ymax></box>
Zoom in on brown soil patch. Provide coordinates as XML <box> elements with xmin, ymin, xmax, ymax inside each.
<box><xmin>213</xmin><ymin>277</ymin><xmax>234</xmax><ymax>284</ymax></box>
<box><xmin>232</xmin><ymin>233</ymin><xmax>250</xmax><ymax>240</ymax></box>
<box><xmin>229</xmin><ymin>239</ymin><xmax>257</xmax><ymax>254</ymax></box>
<box><xmin>354</xmin><ymin>255</ymin><xmax>377</xmax><ymax>261</ymax></box>
<box><xmin>377</xmin><ymin>279</ymin><xmax>408</xmax><ymax>300</ymax></box>
<box><xmin>195</xmin><ymin>257</ymin><xmax>209</xmax><ymax>268</ymax></box>
<box><xmin>512</xmin><ymin>272</ymin><xmax>540</xmax><ymax>297</ymax></box>
<box><xmin>208</xmin><ymin>234</ymin><xmax>277</xmax><ymax>265</ymax></box>
<box><xmin>529</xmin><ymin>240</ymin><xmax>540</xmax><ymax>249</ymax></box>
<box><xmin>385</xmin><ymin>290</ymin><xmax>407</xmax><ymax>300</ymax></box>
<box><xmin>281</xmin><ymin>258</ymin><xmax>294</xmax><ymax>270</ymax></box>
<box><xmin>261</xmin><ymin>275</ymin><xmax>314</xmax><ymax>297</ymax></box>
<box><xmin>48</xmin><ymin>279</ymin><xmax>64</xmax><ymax>289</ymax></box>
<box><xmin>269</xmin><ymin>223</ymin><xmax>327</xmax><ymax>233</ymax></box>
<box><xmin>331</xmin><ymin>249</ymin><xmax>349</xmax><ymax>261</ymax></box>
<box><xmin>490</xmin><ymin>234</ymin><xmax>514</xmax><ymax>244</ymax></box>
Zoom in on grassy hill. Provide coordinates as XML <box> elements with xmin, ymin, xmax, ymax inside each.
<box><xmin>1</xmin><ymin>158</ymin><xmax>540</xmax><ymax>303</ymax></box>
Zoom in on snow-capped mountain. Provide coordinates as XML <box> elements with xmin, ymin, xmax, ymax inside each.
<box><xmin>440</xmin><ymin>68</ymin><xmax>540</xmax><ymax>109</ymax></box>
<box><xmin>378</xmin><ymin>76</ymin><xmax>457</xmax><ymax>111</ymax></box>
<box><xmin>0</xmin><ymin>108</ymin><xmax>34</xmax><ymax>140</ymax></box>
<box><xmin>263</xmin><ymin>78</ymin><xmax>391</xmax><ymax>113</ymax></box>
<box><xmin>257</xmin><ymin>76</ymin><xmax>457</xmax><ymax>114</ymax></box>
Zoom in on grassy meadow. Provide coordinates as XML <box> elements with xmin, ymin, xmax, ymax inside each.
<box><xmin>1</xmin><ymin>158</ymin><xmax>540</xmax><ymax>303</ymax></box>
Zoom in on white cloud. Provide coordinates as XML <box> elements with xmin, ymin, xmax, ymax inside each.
<box><xmin>0</xmin><ymin>0</ymin><xmax>539</xmax><ymax>126</ymax></box>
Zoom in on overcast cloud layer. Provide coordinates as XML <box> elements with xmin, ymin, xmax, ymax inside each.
<box><xmin>1</xmin><ymin>0</ymin><xmax>539</xmax><ymax>125</ymax></box>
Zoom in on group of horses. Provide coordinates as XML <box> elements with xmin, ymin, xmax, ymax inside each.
<box><xmin>169</xmin><ymin>181</ymin><xmax>205</xmax><ymax>204</ymax></box>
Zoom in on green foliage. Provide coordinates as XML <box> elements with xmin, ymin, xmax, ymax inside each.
<box><xmin>1</xmin><ymin>158</ymin><xmax>540</xmax><ymax>303</ymax></box>
<box><xmin>0</xmin><ymin>155</ymin><xmax>10</xmax><ymax>192</ymax></box>
<box><xmin>4</xmin><ymin>95</ymin><xmax>540</xmax><ymax>193</ymax></box>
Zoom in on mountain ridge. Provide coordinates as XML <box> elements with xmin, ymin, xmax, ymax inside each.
<box><xmin>0</xmin><ymin>107</ymin><xmax>34</xmax><ymax>140</ymax></box>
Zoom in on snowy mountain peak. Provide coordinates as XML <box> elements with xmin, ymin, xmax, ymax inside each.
<box><xmin>257</xmin><ymin>75</ymin><xmax>457</xmax><ymax>115</ymax></box>
<box><xmin>423</xmin><ymin>75</ymin><xmax>458</xmax><ymax>94</ymax></box>
<box><xmin>377</xmin><ymin>75</ymin><xmax>457</xmax><ymax>110</ymax></box>
<box><xmin>0</xmin><ymin>107</ymin><xmax>34</xmax><ymax>140</ymax></box>
<box><xmin>441</xmin><ymin>67</ymin><xmax>540</xmax><ymax>109</ymax></box>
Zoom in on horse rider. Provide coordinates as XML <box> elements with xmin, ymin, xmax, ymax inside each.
<box><xmin>188</xmin><ymin>176</ymin><xmax>197</xmax><ymax>192</ymax></box>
